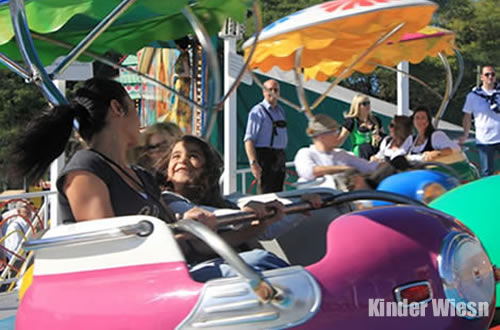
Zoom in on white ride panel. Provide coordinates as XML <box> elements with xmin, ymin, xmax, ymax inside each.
<box><xmin>34</xmin><ymin>216</ymin><xmax>185</xmax><ymax>276</ymax></box>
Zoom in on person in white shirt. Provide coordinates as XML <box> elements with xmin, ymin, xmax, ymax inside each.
<box><xmin>459</xmin><ymin>65</ymin><xmax>500</xmax><ymax>176</ymax></box>
<box><xmin>1</xmin><ymin>202</ymin><xmax>32</xmax><ymax>260</ymax></box>
<box><xmin>407</xmin><ymin>107</ymin><xmax>460</xmax><ymax>162</ymax></box>
<box><xmin>371</xmin><ymin>115</ymin><xmax>413</xmax><ymax>161</ymax></box>
<box><xmin>294</xmin><ymin>114</ymin><xmax>379</xmax><ymax>182</ymax></box>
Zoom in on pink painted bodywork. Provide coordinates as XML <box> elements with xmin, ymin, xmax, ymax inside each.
<box><xmin>16</xmin><ymin>262</ymin><xmax>203</xmax><ymax>330</ymax></box>
<box><xmin>302</xmin><ymin>206</ymin><xmax>495</xmax><ymax>330</ymax></box>
<box><xmin>16</xmin><ymin>206</ymin><xmax>495</xmax><ymax>329</ymax></box>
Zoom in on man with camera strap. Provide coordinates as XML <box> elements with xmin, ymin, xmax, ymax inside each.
<box><xmin>244</xmin><ymin>79</ymin><xmax>288</xmax><ymax>193</ymax></box>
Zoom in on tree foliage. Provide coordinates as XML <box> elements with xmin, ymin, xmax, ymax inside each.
<box><xmin>0</xmin><ymin>70</ymin><xmax>46</xmax><ymax>190</ymax></box>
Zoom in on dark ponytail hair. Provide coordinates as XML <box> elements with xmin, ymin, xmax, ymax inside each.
<box><xmin>10</xmin><ymin>78</ymin><xmax>129</xmax><ymax>184</ymax></box>
<box><xmin>411</xmin><ymin>106</ymin><xmax>435</xmax><ymax>139</ymax></box>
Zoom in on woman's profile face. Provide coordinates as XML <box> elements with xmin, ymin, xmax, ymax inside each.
<box><xmin>122</xmin><ymin>97</ymin><xmax>140</xmax><ymax>147</ymax></box>
<box><xmin>358</xmin><ymin>98</ymin><xmax>371</xmax><ymax>116</ymax></box>
<box><xmin>167</xmin><ymin>141</ymin><xmax>206</xmax><ymax>187</ymax></box>
<box><xmin>413</xmin><ymin>111</ymin><xmax>429</xmax><ymax>133</ymax></box>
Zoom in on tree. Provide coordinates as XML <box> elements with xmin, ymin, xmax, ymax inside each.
<box><xmin>0</xmin><ymin>70</ymin><xmax>46</xmax><ymax>190</ymax></box>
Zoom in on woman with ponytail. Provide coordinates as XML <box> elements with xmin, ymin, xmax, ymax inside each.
<box><xmin>10</xmin><ymin>78</ymin><xmax>214</xmax><ymax>228</ymax></box>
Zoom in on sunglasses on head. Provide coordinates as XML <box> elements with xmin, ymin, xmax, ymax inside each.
<box><xmin>484</xmin><ymin>72</ymin><xmax>496</xmax><ymax>78</ymax></box>
<box><xmin>147</xmin><ymin>141</ymin><xmax>168</xmax><ymax>151</ymax></box>
<box><xmin>360</xmin><ymin>101</ymin><xmax>370</xmax><ymax>106</ymax></box>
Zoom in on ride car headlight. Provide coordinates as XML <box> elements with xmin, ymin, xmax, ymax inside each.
<box><xmin>438</xmin><ymin>231</ymin><xmax>495</xmax><ymax>319</ymax></box>
<box><xmin>418</xmin><ymin>182</ymin><xmax>446</xmax><ymax>204</ymax></box>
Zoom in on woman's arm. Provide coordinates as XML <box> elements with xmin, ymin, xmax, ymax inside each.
<box><xmin>337</xmin><ymin>127</ymin><xmax>351</xmax><ymax>147</ymax></box>
<box><xmin>422</xmin><ymin>131</ymin><xmax>460</xmax><ymax>161</ymax></box>
<box><xmin>63</xmin><ymin>171</ymin><xmax>114</xmax><ymax>221</ymax></box>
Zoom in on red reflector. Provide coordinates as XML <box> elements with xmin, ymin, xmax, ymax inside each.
<box><xmin>395</xmin><ymin>283</ymin><xmax>432</xmax><ymax>304</ymax></box>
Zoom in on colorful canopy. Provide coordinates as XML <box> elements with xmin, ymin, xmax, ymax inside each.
<box><xmin>305</xmin><ymin>25</ymin><xmax>456</xmax><ymax>81</ymax></box>
<box><xmin>242</xmin><ymin>0</ymin><xmax>450</xmax><ymax>81</ymax></box>
<box><xmin>0</xmin><ymin>0</ymin><xmax>251</xmax><ymax>65</ymax></box>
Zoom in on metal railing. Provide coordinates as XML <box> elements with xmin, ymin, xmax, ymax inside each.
<box><xmin>234</xmin><ymin>161</ymin><xmax>296</xmax><ymax>194</ymax></box>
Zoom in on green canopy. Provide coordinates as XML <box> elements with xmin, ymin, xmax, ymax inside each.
<box><xmin>0</xmin><ymin>0</ymin><xmax>251</xmax><ymax>66</ymax></box>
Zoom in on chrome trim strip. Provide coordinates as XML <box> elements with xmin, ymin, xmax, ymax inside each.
<box><xmin>451</xmin><ymin>49</ymin><xmax>464</xmax><ymax>98</ymax></box>
<box><xmin>51</xmin><ymin>0</ymin><xmax>136</xmax><ymax>79</ymax></box>
<box><xmin>192</xmin><ymin>311</ymin><xmax>279</xmax><ymax>328</ymax></box>
<box><xmin>217</xmin><ymin>1</ymin><xmax>262</xmax><ymax>107</ymax></box>
<box><xmin>31</xmin><ymin>33</ymin><xmax>207</xmax><ymax>112</ymax></box>
<box><xmin>177</xmin><ymin>266</ymin><xmax>322</xmax><ymax>330</ymax></box>
<box><xmin>294</xmin><ymin>47</ymin><xmax>313</xmax><ymax>118</ymax></box>
<box><xmin>373</xmin><ymin>62</ymin><xmax>444</xmax><ymax>100</ymax></box>
<box><xmin>0</xmin><ymin>52</ymin><xmax>30</xmax><ymax>80</ymax></box>
<box><xmin>181</xmin><ymin>6</ymin><xmax>221</xmax><ymax>139</ymax></box>
<box><xmin>9</xmin><ymin>0</ymin><xmax>66</xmax><ymax>105</ymax></box>
<box><xmin>438</xmin><ymin>230</ymin><xmax>495</xmax><ymax>320</ymax></box>
<box><xmin>203</xmin><ymin>299</ymin><xmax>261</xmax><ymax>313</ymax></box>
<box><xmin>433</xmin><ymin>52</ymin><xmax>453</xmax><ymax>127</ymax></box>
<box><xmin>23</xmin><ymin>220</ymin><xmax>153</xmax><ymax>250</ymax></box>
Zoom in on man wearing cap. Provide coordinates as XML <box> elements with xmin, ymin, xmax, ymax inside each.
<box><xmin>244</xmin><ymin>79</ymin><xmax>288</xmax><ymax>193</ymax></box>
<box><xmin>459</xmin><ymin>65</ymin><xmax>500</xmax><ymax>176</ymax></box>
<box><xmin>294</xmin><ymin>114</ymin><xmax>379</xmax><ymax>182</ymax></box>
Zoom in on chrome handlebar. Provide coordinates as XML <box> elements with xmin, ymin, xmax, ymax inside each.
<box><xmin>173</xmin><ymin>219</ymin><xmax>283</xmax><ymax>304</ymax></box>
<box><xmin>23</xmin><ymin>220</ymin><xmax>154</xmax><ymax>251</ymax></box>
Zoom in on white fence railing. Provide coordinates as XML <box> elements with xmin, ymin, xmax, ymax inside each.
<box><xmin>234</xmin><ymin>161</ymin><xmax>297</xmax><ymax>194</ymax></box>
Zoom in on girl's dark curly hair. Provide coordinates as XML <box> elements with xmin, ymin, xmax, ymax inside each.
<box><xmin>159</xmin><ymin>135</ymin><xmax>229</xmax><ymax>208</ymax></box>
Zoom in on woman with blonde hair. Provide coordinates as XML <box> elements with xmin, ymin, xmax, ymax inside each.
<box><xmin>136</xmin><ymin>122</ymin><xmax>183</xmax><ymax>172</ymax></box>
<box><xmin>338</xmin><ymin>94</ymin><xmax>383</xmax><ymax>159</ymax></box>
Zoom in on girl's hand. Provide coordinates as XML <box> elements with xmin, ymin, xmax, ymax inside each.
<box><xmin>242</xmin><ymin>200</ymin><xmax>285</xmax><ymax>224</ymax></box>
<box><xmin>301</xmin><ymin>193</ymin><xmax>322</xmax><ymax>209</ymax></box>
<box><xmin>241</xmin><ymin>200</ymin><xmax>267</xmax><ymax>219</ymax></box>
<box><xmin>183</xmin><ymin>207</ymin><xmax>217</xmax><ymax>230</ymax></box>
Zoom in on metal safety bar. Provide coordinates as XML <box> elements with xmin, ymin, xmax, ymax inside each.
<box><xmin>23</xmin><ymin>220</ymin><xmax>154</xmax><ymax>251</ymax></box>
<box><xmin>213</xmin><ymin>190</ymin><xmax>425</xmax><ymax>231</ymax></box>
<box><xmin>174</xmin><ymin>219</ymin><xmax>284</xmax><ymax>304</ymax></box>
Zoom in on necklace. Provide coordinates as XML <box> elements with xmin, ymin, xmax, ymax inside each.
<box><xmin>89</xmin><ymin>148</ymin><xmax>146</xmax><ymax>193</ymax></box>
